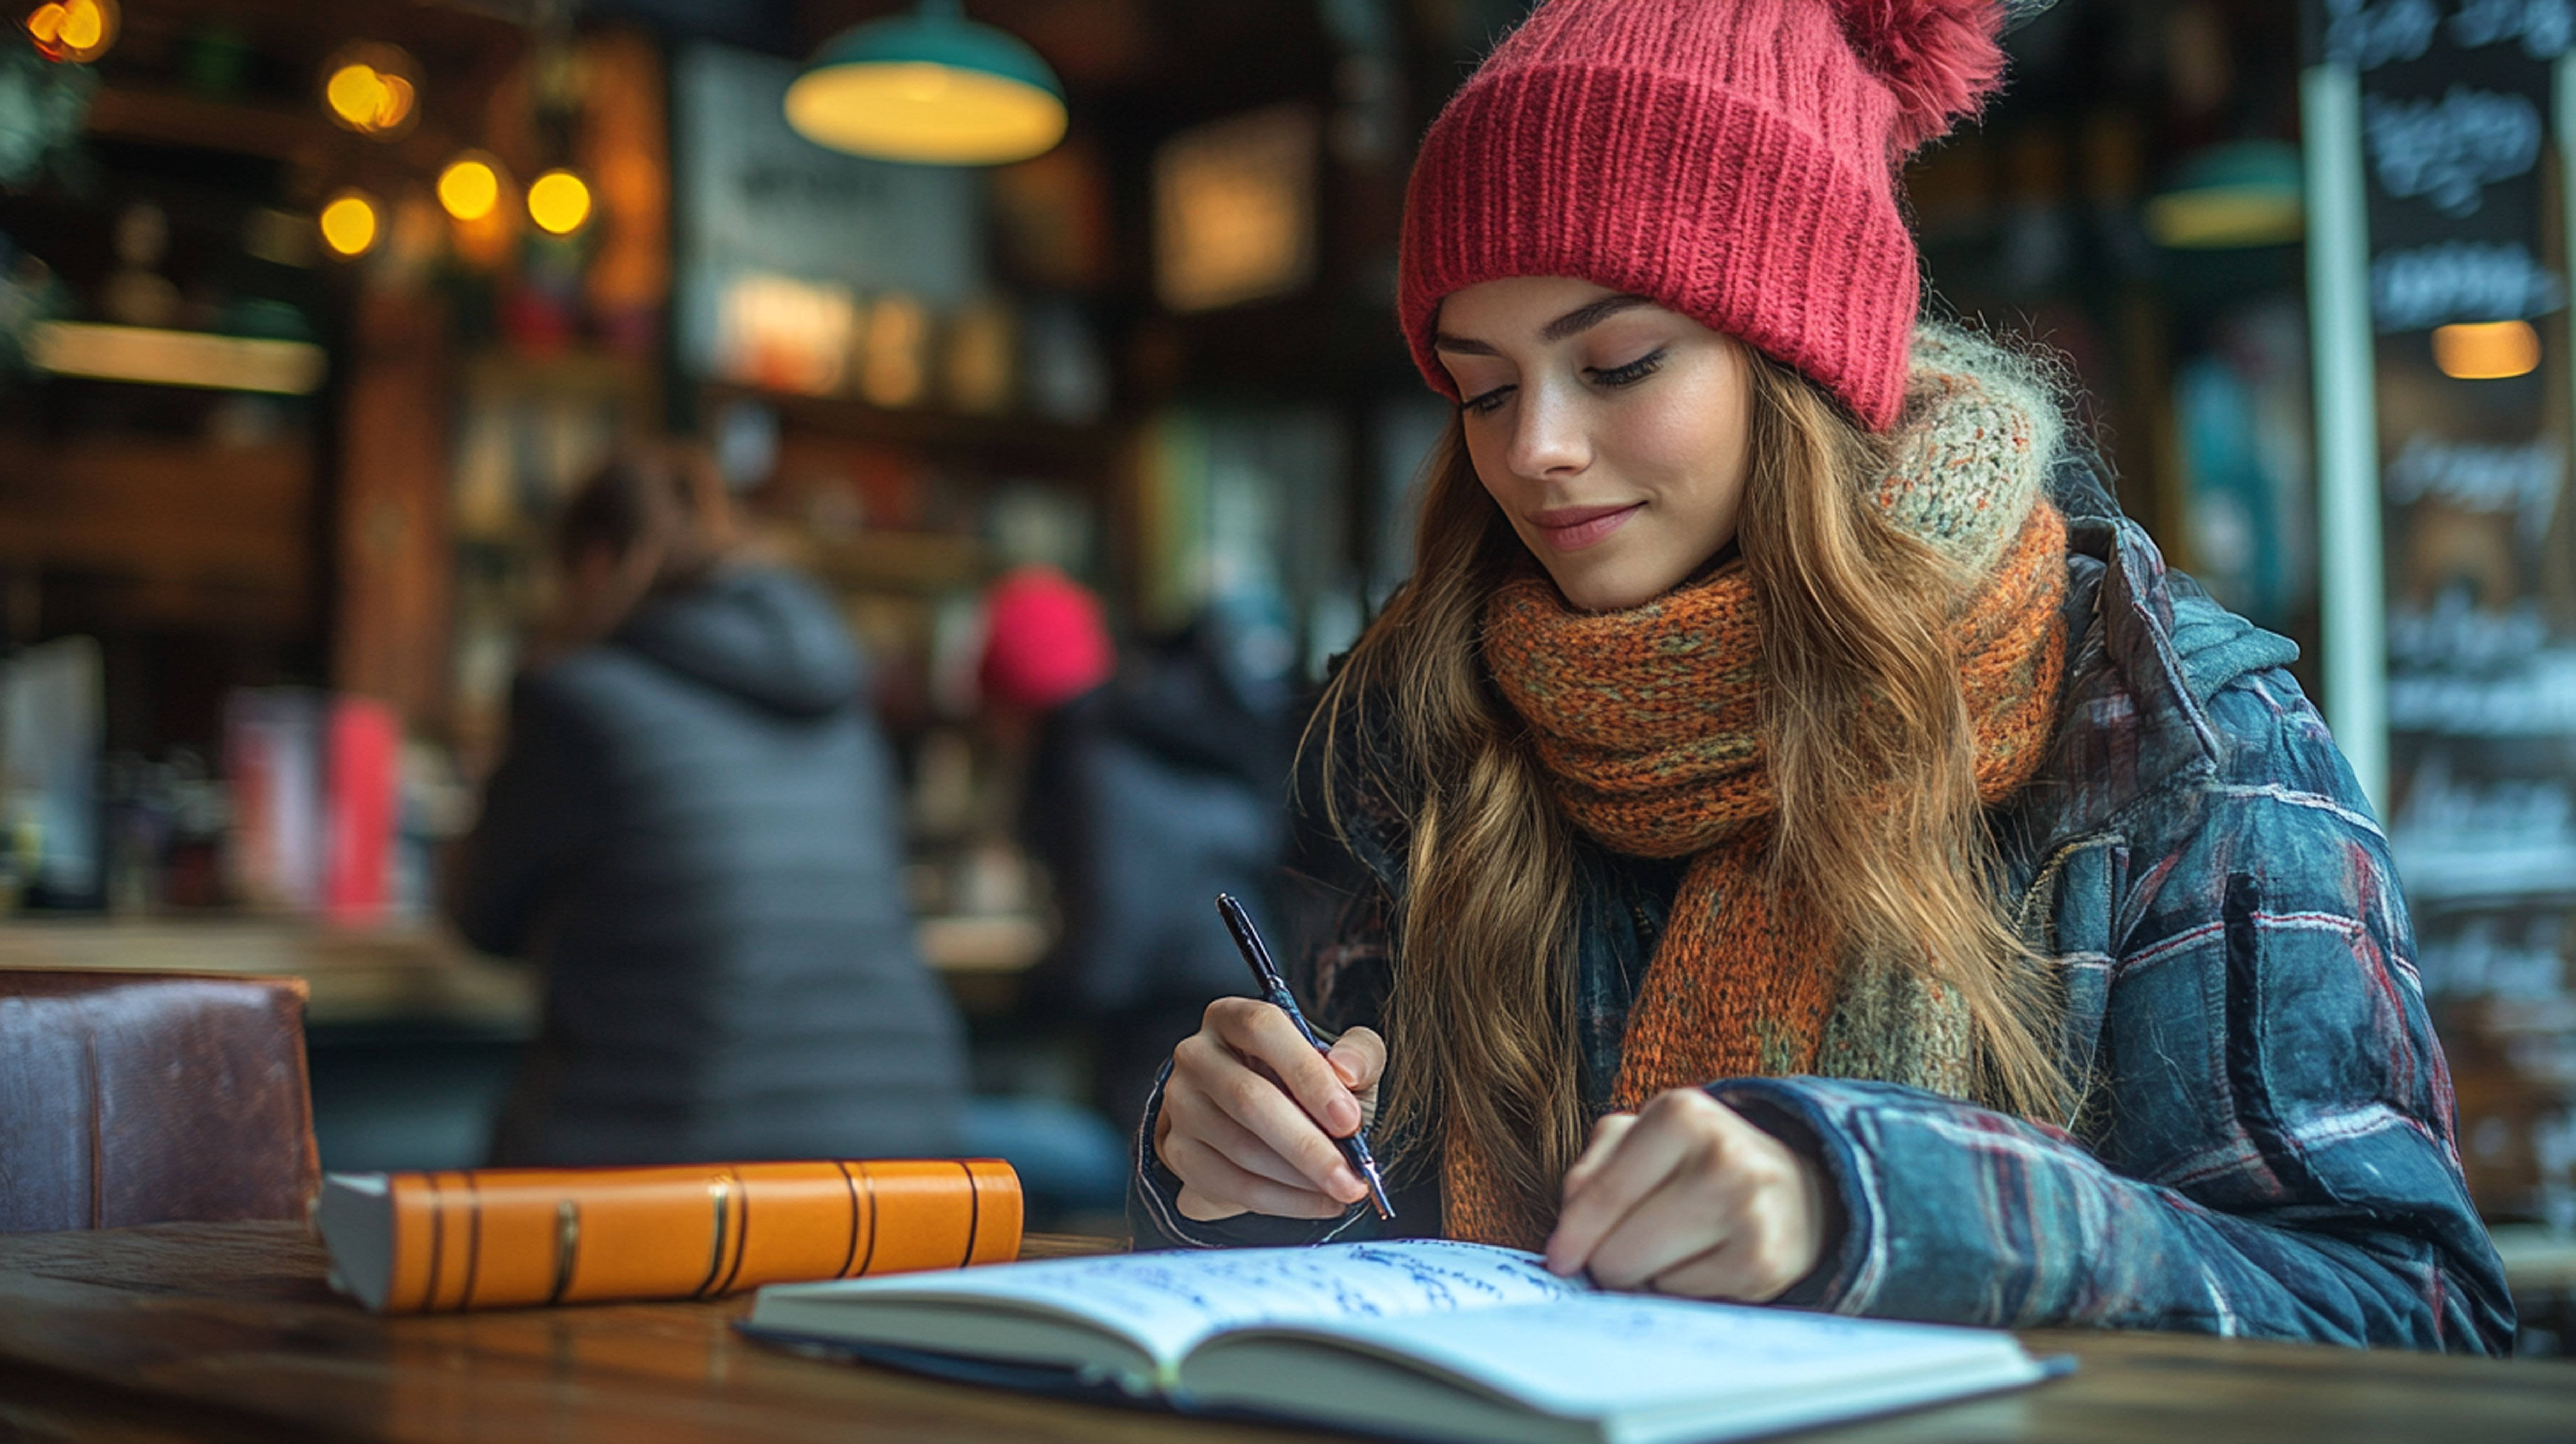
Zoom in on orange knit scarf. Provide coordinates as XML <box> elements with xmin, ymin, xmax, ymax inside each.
<box><xmin>1449</xmin><ymin>492</ymin><xmax>2070</xmax><ymax>1249</ymax></box>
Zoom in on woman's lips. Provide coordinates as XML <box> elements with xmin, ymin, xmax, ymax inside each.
<box><xmin>1529</xmin><ymin>502</ymin><xmax>1644</xmax><ymax>552</ymax></box>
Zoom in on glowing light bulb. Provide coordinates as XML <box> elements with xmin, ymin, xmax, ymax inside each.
<box><xmin>2432</xmin><ymin>320</ymin><xmax>2542</xmax><ymax>380</ymax></box>
<box><xmin>786</xmin><ymin>8</ymin><xmax>1065</xmax><ymax>165</ymax></box>
<box><xmin>437</xmin><ymin>156</ymin><xmax>502</xmax><ymax>222</ymax></box>
<box><xmin>893</xmin><ymin>62</ymin><xmax>952</xmax><ymax>102</ymax></box>
<box><xmin>326</xmin><ymin>65</ymin><xmax>385</xmax><ymax>127</ymax></box>
<box><xmin>320</xmin><ymin>43</ymin><xmax>419</xmax><ymax>137</ymax></box>
<box><xmin>319</xmin><ymin>192</ymin><xmax>381</xmax><ymax>258</ymax></box>
<box><xmin>25</xmin><ymin>0</ymin><xmax>115</xmax><ymax>62</ymax></box>
<box><xmin>526</xmin><ymin>170</ymin><xmax>592</xmax><ymax>235</ymax></box>
<box><xmin>374</xmin><ymin>74</ymin><xmax>414</xmax><ymax>129</ymax></box>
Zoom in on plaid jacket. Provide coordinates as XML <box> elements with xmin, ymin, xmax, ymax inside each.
<box><xmin>1130</xmin><ymin>457</ymin><xmax>2516</xmax><ymax>1355</ymax></box>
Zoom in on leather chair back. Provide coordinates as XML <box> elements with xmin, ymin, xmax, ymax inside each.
<box><xmin>0</xmin><ymin>970</ymin><xmax>320</xmax><ymax>1232</ymax></box>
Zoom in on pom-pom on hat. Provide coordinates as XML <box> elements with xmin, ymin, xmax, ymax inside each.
<box><xmin>1398</xmin><ymin>0</ymin><xmax>2007</xmax><ymax>432</ymax></box>
<box><xmin>979</xmin><ymin>565</ymin><xmax>1114</xmax><ymax>712</ymax></box>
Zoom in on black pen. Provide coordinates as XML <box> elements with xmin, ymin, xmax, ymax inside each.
<box><xmin>1213</xmin><ymin>893</ymin><xmax>1396</xmax><ymax>1220</ymax></box>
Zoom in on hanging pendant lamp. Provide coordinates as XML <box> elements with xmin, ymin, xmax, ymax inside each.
<box><xmin>786</xmin><ymin>0</ymin><xmax>1065</xmax><ymax>166</ymax></box>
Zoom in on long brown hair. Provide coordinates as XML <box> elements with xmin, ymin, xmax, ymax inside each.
<box><xmin>1313</xmin><ymin>351</ymin><xmax>2067</xmax><ymax>1240</ymax></box>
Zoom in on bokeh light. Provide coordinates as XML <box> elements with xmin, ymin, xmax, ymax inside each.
<box><xmin>24</xmin><ymin>0</ymin><xmax>116</xmax><ymax>63</ymax></box>
<box><xmin>324</xmin><ymin>65</ymin><xmax>415</xmax><ymax>135</ymax></box>
<box><xmin>437</xmin><ymin>155</ymin><xmax>503</xmax><ymax>223</ymax></box>
<box><xmin>319</xmin><ymin>42</ymin><xmax>420</xmax><ymax>138</ymax></box>
<box><xmin>318</xmin><ymin>191</ymin><xmax>381</xmax><ymax>258</ymax></box>
<box><xmin>526</xmin><ymin>170</ymin><xmax>593</xmax><ymax>235</ymax></box>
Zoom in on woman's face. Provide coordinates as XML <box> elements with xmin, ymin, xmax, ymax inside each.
<box><xmin>1435</xmin><ymin>277</ymin><xmax>1754</xmax><ymax>613</ymax></box>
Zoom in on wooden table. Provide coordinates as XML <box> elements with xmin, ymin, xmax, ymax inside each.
<box><xmin>0</xmin><ymin>920</ymin><xmax>539</xmax><ymax>1033</ymax></box>
<box><xmin>1</xmin><ymin>1223</ymin><xmax>2569</xmax><ymax>1444</ymax></box>
<box><xmin>0</xmin><ymin>914</ymin><xmax>1050</xmax><ymax>1033</ymax></box>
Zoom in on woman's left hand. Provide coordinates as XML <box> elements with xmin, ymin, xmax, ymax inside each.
<box><xmin>1542</xmin><ymin>1088</ymin><xmax>1827</xmax><ymax>1301</ymax></box>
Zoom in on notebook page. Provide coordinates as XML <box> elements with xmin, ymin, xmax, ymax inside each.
<box><xmin>768</xmin><ymin>1240</ymin><xmax>1586</xmax><ymax>1367</ymax></box>
<box><xmin>1209</xmin><ymin>1293</ymin><xmax>2034</xmax><ymax>1420</ymax></box>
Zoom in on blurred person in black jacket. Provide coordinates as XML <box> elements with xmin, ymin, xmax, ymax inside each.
<box><xmin>985</xmin><ymin>568</ymin><xmax>1292</xmax><ymax>1127</ymax></box>
<box><xmin>453</xmin><ymin>453</ymin><xmax>966</xmax><ymax>1166</ymax></box>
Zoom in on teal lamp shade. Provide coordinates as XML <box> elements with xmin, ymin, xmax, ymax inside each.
<box><xmin>786</xmin><ymin>1</ymin><xmax>1066</xmax><ymax>165</ymax></box>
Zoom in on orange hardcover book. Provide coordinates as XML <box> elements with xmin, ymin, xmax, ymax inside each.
<box><xmin>314</xmin><ymin>1159</ymin><xmax>1021</xmax><ymax>1313</ymax></box>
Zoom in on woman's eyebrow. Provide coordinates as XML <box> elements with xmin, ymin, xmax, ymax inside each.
<box><xmin>1431</xmin><ymin>332</ymin><xmax>1497</xmax><ymax>356</ymax></box>
<box><xmin>1432</xmin><ymin>294</ymin><xmax>1657</xmax><ymax>355</ymax></box>
<box><xmin>1540</xmin><ymin>294</ymin><xmax>1654</xmax><ymax>341</ymax></box>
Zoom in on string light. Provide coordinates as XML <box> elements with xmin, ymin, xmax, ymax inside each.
<box><xmin>436</xmin><ymin>155</ymin><xmax>504</xmax><ymax>223</ymax></box>
<box><xmin>324</xmin><ymin>66</ymin><xmax>413</xmax><ymax>134</ymax></box>
<box><xmin>320</xmin><ymin>42</ymin><xmax>419</xmax><ymax>138</ymax></box>
<box><xmin>444</xmin><ymin>155</ymin><xmax>516</xmax><ymax>269</ymax></box>
<box><xmin>526</xmin><ymin>169</ymin><xmax>592</xmax><ymax>235</ymax></box>
<box><xmin>24</xmin><ymin>0</ymin><xmax>115</xmax><ymax>63</ymax></box>
<box><xmin>318</xmin><ymin>191</ymin><xmax>381</xmax><ymax>258</ymax></box>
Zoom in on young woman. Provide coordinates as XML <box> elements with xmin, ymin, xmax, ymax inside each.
<box><xmin>1130</xmin><ymin>0</ymin><xmax>2514</xmax><ymax>1352</ymax></box>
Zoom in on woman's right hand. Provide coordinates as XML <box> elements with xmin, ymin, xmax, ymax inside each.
<box><xmin>1154</xmin><ymin>997</ymin><xmax>1386</xmax><ymax>1221</ymax></box>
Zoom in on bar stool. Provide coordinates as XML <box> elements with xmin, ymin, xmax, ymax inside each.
<box><xmin>0</xmin><ymin>970</ymin><xmax>319</xmax><ymax>1232</ymax></box>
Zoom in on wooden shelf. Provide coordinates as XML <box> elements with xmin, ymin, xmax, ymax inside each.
<box><xmin>84</xmin><ymin>85</ymin><xmax>333</xmax><ymax>161</ymax></box>
<box><xmin>703</xmin><ymin>383</ymin><xmax>1123</xmax><ymax>468</ymax></box>
<box><xmin>0</xmin><ymin>434</ymin><xmax>315</xmax><ymax>627</ymax></box>
<box><xmin>787</xmin><ymin>526</ymin><xmax>988</xmax><ymax>595</ymax></box>
<box><xmin>464</xmin><ymin>350</ymin><xmax>656</xmax><ymax>403</ymax></box>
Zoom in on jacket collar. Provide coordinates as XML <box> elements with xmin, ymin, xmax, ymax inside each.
<box><xmin>2025</xmin><ymin>451</ymin><xmax>2299</xmax><ymax>843</ymax></box>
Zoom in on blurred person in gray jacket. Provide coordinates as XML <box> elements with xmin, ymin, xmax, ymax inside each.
<box><xmin>454</xmin><ymin>452</ymin><xmax>965</xmax><ymax>1165</ymax></box>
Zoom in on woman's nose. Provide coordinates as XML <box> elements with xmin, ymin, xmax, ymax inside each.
<box><xmin>1506</xmin><ymin>384</ymin><xmax>1589</xmax><ymax>480</ymax></box>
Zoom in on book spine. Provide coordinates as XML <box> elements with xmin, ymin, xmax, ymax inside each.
<box><xmin>380</xmin><ymin>1159</ymin><xmax>1020</xmax><ymax>1313</ymax></box>
<box><xmin>322</xmin><ymin>695</ymin><xmax>399</xmax><ymax>925</ymax></box>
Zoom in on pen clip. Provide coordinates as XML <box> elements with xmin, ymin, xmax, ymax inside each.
<box><xmin>1215</xmin><ymin>892</ymin><xmax>1283</xmax><ymax>986</ymax></box>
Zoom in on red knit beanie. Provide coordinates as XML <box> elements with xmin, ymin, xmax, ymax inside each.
<box><xmin>980</xmin><ymin>565</ymin><xmax>1115</xmax><ymax>712</ymax></box>
<box><xmin>1399</xmin><ymin>0</ymin><xmax>2007</xmax><ymax>432</ymax></box>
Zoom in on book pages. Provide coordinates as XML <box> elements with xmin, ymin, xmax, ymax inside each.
<box><xmin>769</xmin><ymin>1240</ymin><xmax>1587</xmax><ymax>1370</ymax></box>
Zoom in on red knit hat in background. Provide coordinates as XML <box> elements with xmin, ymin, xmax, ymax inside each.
<box><xmin>979</xmin><ymin>565</ymin><xmax>1115</xmax><ymax>712</ymax></box>
<box><xmin>1398</xmin><ymin>0</ymin><xmax>2008</xmax><ymax>432</ymax></box>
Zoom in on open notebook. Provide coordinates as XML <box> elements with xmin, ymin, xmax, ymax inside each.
<box><xmin>743</xmin><ymin>1240</ymin><xmax>2055</xmax><ymax>1444</ymax></box>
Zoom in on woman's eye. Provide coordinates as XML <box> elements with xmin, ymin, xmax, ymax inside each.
<box><xmin>1462</xmin><ymin>384</ymin><xmax>1514</xmax><ymax>416</ymax></box>
<box><xmin>1587</xmin><ymin>350</ymin><xmax>1666</xmax><ymax>388</ymax></box>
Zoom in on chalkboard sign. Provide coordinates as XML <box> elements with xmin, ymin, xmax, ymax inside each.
<box><xmin>2304</xmin><ymin>0</ymin><xmax>2576</xmax><ymax>1227</ymax></box>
